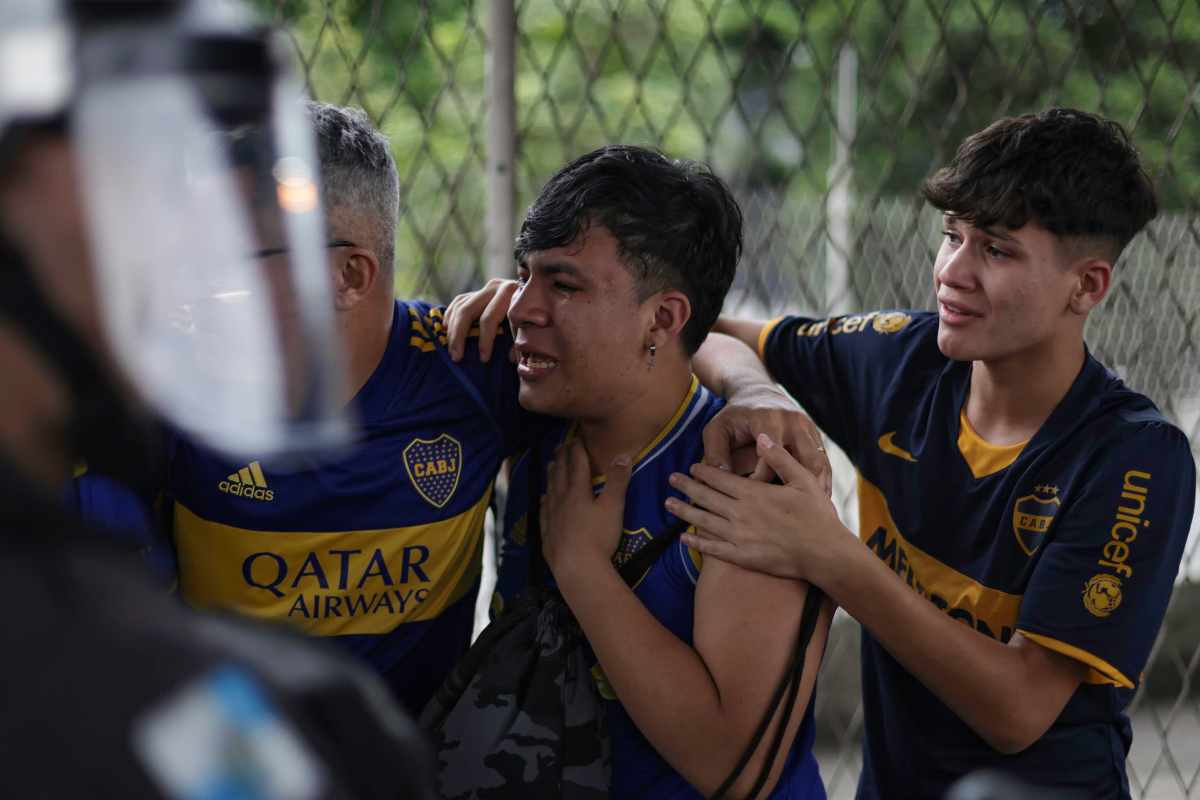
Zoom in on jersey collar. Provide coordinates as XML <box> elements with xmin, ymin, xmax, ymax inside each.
<box><xmin>949</xmin><ymin>348</ymin><xmax>1111</xmax><ymax>475</ymax></box>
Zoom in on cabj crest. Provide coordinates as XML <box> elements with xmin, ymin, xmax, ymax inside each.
<box><xmin>614</xmin><ymin>528</ymin><xmax>653</xmax><ymax>567</ymax></box>
<box><xmin>403</xmin><ymin>434</ymin><xmax>462</xmax><ymax>508</ymax></box>
<box><xmin>1012</xmin><ymin>485</ymin><xmax>1060</xmax><ymax>556</ymax></box>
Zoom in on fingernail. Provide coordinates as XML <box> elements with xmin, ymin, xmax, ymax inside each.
<box><xmin>668</xmin><ymin>473</ymin><xmax>681</xmax><ymax>485</ymax></box>
<box><xmin>757</xmin><ymin>433</ymin><xmax>775</xmax><ymax>448</ymax></box>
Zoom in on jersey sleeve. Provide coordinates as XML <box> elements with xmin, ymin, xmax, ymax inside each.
<box><xmin>1016</xmin><ymin>423</ymin><xmax>1196</xmax><ymax>688</ymax></box>
<box><xmin>413</xmin><ymin>302</ymin><xmax>548</xmax><ymax>456</ymax></box>
<box><xmin>758</xmin><ymin>310</ymin><xmax>933</xmax><ymax>463</ymax></box>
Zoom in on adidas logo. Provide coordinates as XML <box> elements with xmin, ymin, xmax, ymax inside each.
<box><xmin>218</xmin><ymin>461</ymin><xmax>275</xmax><ymax>502</ymax></box>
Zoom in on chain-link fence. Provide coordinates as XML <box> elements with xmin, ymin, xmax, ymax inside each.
<box><xmin>259</xmin><ymin>1</ymin><xmax>1200</xmax><ymax>796</ymax></box>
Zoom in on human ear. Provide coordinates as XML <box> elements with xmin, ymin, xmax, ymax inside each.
<box><xmin>647</xmin><ymin>289</ymin><xmax>691</xmax><ymax>347</ymax></box>
<box><xmin>1069</xmin><ymin>259</ymin><xmax>1112</xmax><ymax>315</ymax></box>
<box><xmin>332</xmin><ymin>248</ymin><xmax>379</xmax><ymax>311</ymax></box>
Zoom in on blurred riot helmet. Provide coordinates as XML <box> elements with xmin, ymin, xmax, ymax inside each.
<box><xmin>0</xmin><ymin>0</ymin><xmax>348</xmax><ymax>477</ymax></box>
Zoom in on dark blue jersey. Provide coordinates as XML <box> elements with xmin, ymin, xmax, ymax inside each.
<box><xmin>167</xmin><ymin>300</ymin><xmax>531</xmax><ymax>714</ymax></box>
<box><xmin>495</xmin><ymin>378</ymin><xmax>825</xmax><ymax>799</ymax></box>
<box><xmin>66</xmin><ymin>470</ymin><xmax>177</xmax><ymax>587</ymax></box>
<box><xmin>761</xmin><ymin>310</ymin><xmax>1196</xmax><ymax>799</ymax></box>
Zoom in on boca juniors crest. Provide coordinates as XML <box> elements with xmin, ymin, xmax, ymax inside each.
<box><xmin>1012</xmin><ymin>485</ymin><xmax>1060</xmax><ymax>556</ymax></box>
<box><xmin>403</xmin><ymin>434</ymin><xmax>462</xmax><ymax>509</ymax></box>
<box><xmin>613</xmin><ymin>528</ymin><xmax>653</xmax><ymax>567</ymax></box>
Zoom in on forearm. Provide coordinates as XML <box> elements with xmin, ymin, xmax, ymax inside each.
<box><xmin>711</xmin><ymin>316</ymin><xmax>768</xmax><ymax>352</ymax></box>
<box><xmin>824</xmin><ymin>536</ymin><xmax>1076</xmax><ymax>753</ymax></box>
<box><xmin>555</xmin><ymin>562</ymin><xmax>766</xmax><ymax>794</ymax></box>
<box><xmin>694</xmin><ymin>331</ymin><xmax>776</xmax><ymax>399</ymax></box>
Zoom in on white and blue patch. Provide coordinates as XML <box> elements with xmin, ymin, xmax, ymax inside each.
<box><xmin>133</xmin><ymin>664</ymin><xmax>325</xmax><ymax>800</ymax></box>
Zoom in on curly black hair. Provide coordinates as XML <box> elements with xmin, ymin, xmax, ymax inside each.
<box><xmin>515</xmin><ymin>145</ymin><xmax>743</xmax><ymax>355</ymax></box>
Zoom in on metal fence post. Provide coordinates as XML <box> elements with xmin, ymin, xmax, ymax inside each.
<box><xmin>486</xmin><ymin>0</ymin><xmax>516</xmax><ymax>281</ymax></box>
<box><xmin>825</xmin><ymin>43</ymin><xmax>858</xmax><ymax>316</ymax></box>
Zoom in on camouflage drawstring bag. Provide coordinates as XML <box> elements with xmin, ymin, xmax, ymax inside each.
<box><xmin>419</xmin><ymin>584</ymin><xmax>611</xmax><ymax>799</ymax></box>
<box><xmin>420</xmin><ymin>443</ymin><xmax>686</xmax><ymax>799</ymax></box>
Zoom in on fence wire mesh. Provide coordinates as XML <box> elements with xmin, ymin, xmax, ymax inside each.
<box><xmin>259</xmin><ymin>1</ymin><xmax>1200</xmax><ymax>795</ymax></box>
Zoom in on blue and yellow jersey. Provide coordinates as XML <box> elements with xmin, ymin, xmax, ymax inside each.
<box><xmin>760</xmin><ymin>310</ymin><xmax>1197</xmax><ymax>799</ymax></box>
<box><xmin>167</xmin><ymin>299</ymin><xmax>531</xmax><ymax>714</ymax></box>
<box><xmin>495</xmin><ymin>377</ymin><xmax>824</xmax><ymax>799</ymax></box>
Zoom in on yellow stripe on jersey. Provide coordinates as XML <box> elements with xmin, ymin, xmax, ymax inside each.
<box><xmin>1017</xmin><ymin>630</ymin><xmax>1134</xmax><ymax>689</ymax></box>
<box><xmin>586</xmin><ymin>375</ymin><xmax>701</xmax><ymax>487</ymax></box>
<box><xmin>957</xmin><ymin>409</ymin><xmax>1028</xmax><ymax>479</ymax></box>
<box><xmin>409</xmin><ymin>335</ymin><xmax>436</xmax><ymax>353</ymax></box>
<box><xmin>637</xmin><ymin>375</ymin><xmax>699</xmax><ymax>463</ymax></box>
<box><xmin>859</xmin><ymin>476</ymin><xmax>1022</xmax><ymax>641</ymax></box>
<box><xmin>408</xmin><ymin>307</ymin><xmax>431</xmax><ymax>338</ymax></box>
<box><xmin>174</xmin><ymin>489</ymin><xmax>490</xmax><ymax>636</ymax></box>
<box><xmin>426</xmin><ymin>307</ymin><xmax>484</xmax><ymax>339</ymax></box>
<box><xmin>409</xmin><ymin>306</ymin><xmax>484</xmax><ymax>351</ymax></box>
<box><xmin>861</xmin><ymin>474</ymin><xmax>1135</xmax><ymax>688</ymax></box>
<box><xmin>757</xmin><ymin>316</ymin><xmax>785</xmax><ymax>362</ymax></box>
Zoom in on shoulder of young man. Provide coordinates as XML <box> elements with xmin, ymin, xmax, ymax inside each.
<box><xmin>1068</xmin><ymin>367</ymin><xmax>1189</xmax><ymax>454</ymax></box>
<box><xmin>1037</xmin><ymin>389</ymin><xmax>1195</xmax><ymax>552</ymax></box>
<box><xmin>1089</xmin><ymin>408</ymin><xmax>1192</xmax><ymax>479</ymax></box>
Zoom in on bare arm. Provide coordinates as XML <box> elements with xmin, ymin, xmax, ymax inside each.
<box><xmin>543</xmin><ymin>441</ymin><xmax>831</xmax><ymax>795</ymax></box>
<box><xmin>694</xmin><ymin>330</ymin><xmax>774</xmax><ymax>399</ymax></box>
<box><xmin>555</xmin><ymin>555</ymin><xmax>830</xmax><ymax>795</ymax></box>
<box><xmin>668</xmin><ymin>437</ymin><xmax>1087</xmax><ymax>754</ymax></box>
<box><xmin>710</xmin><ymin>316</ymin><xmax>770</xmax><ymax>353</ymax></box>
<box><xmin>817</xmin><ymin>534</ymin><xmax>1086</xmax><ymax>754</ymax></box>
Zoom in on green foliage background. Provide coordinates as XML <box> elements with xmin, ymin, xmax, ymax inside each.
<box><xmin>253</xmin><ymin>0</ymin><xmax>1200</xmax><ymax>301</ymax></box>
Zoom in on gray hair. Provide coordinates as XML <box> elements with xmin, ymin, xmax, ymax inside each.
<box><xmin>306</xmin><ymin>102</ymin><xmax>400</xmax><ymax>272</ymax></box>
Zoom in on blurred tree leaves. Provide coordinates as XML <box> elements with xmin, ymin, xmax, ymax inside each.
<box><xmin>250</xmin><ymin>0</ymin><xmax>1200</xmax><ymax>298</ymax></box>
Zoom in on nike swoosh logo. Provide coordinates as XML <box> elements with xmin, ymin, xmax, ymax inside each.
<box><xmin>878</xmin><ymin>432</ymin><xmax>917</xmax><ymax>462</ymax></box>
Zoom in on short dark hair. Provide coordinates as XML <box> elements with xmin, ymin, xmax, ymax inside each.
<box><xmin>515</xmin><ymin>145</ymin><xmax>743</xmax><ymax>355</ymax></box>
<box><xmin>306</xmin><ymin>102</ymin><xmax>399</xmax><ymax>270</ymax></box>
<box><xmin>921</xmin><ymin>107</ymin><xmax>1157</xmax><ymax>261</ymax></box>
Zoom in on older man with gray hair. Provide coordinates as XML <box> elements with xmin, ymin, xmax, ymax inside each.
<box><xmin>164</xmin><ymin>101</ymin><xmax>535</xmax><ymax>714</ymax></box>
<box><xmin>305</xmin><ymin>102</ymin><xmax>402</xmax><ymax>404</ymax></box>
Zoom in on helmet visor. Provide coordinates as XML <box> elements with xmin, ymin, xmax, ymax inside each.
<box><xmin>72</xmin><ymin>71</ymin><xmax>348</xmax><ymax>457</ymax></box>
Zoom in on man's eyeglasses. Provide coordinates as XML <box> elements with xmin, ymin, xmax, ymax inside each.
<box><xmin>252</xmin><ymin>240</ymin><xmax>359</xmax><ymax>259</ymax></box>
